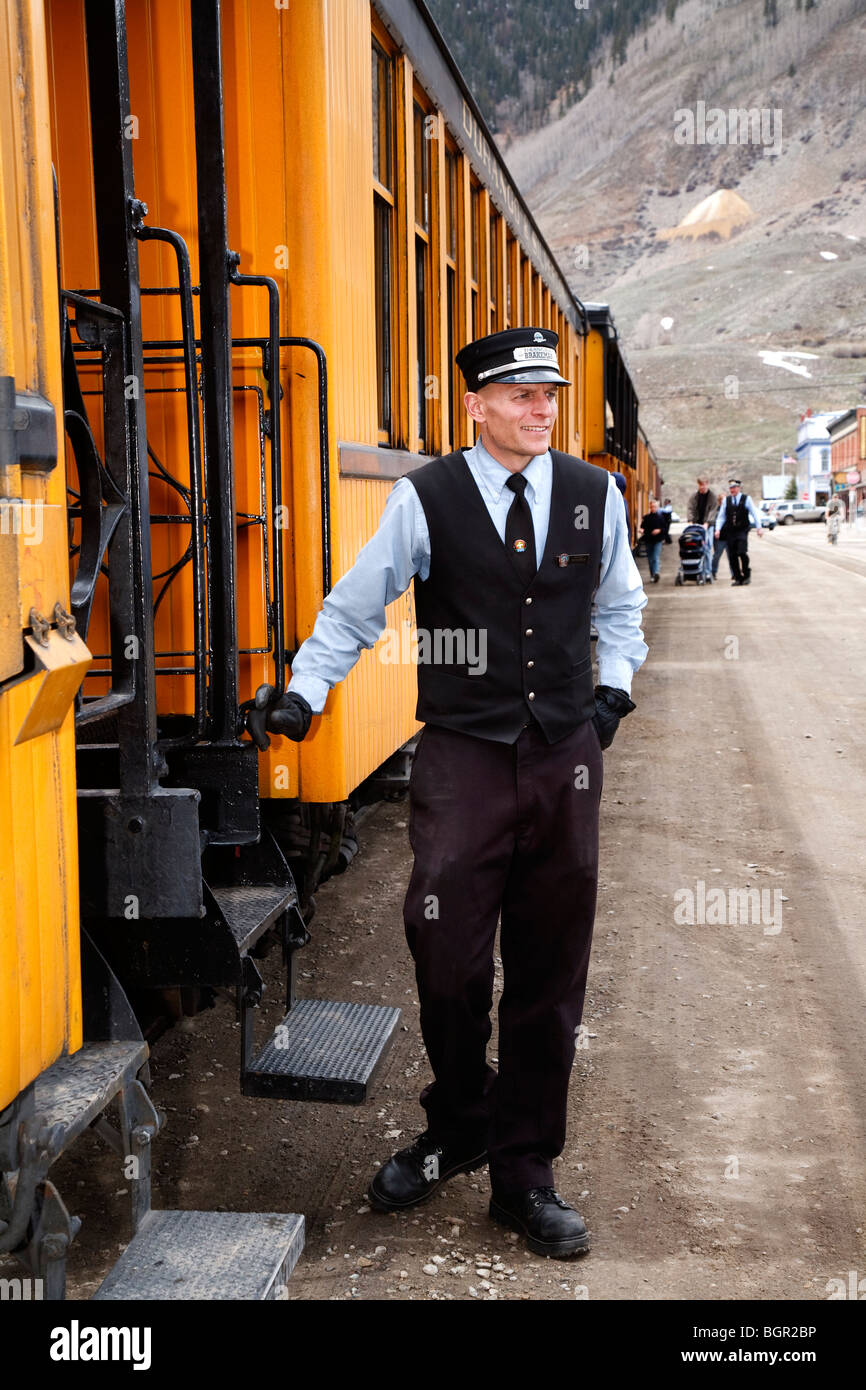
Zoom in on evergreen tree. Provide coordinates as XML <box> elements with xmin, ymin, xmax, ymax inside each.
<box><xmin>427</xmin><ymin>0</ymin><xmax>666</xmax><ymax>132</ymax></box>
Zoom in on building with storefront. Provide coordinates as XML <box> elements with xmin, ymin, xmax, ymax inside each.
<box><xmin>829</xmin><ymin>407</ymin><xmax>866</xmax><ymax>523</ymax></box>
<box><xmin>796</xmin><ymin>410</ymin><xmax>847</xmax><ymax>506</ymax></box>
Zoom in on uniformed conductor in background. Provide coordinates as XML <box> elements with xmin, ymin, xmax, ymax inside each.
<box><xmin>249</xmin><ymin>328</ymin><xmax>648</xmax><ymax>1258</ymax></box>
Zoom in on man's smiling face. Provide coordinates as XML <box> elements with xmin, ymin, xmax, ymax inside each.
<box><xmin>464</xmin><ymin>380</ymin><xmax>559</xmax><ymax>471</ymax></box>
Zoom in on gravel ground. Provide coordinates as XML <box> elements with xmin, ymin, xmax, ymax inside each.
<box><xmin>9</xmin><ymin>525</ymin><xmax>866</xmax><ymax>1302</ymax></box>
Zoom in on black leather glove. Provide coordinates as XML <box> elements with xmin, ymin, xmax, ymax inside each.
<box><xmin>592</xmin><ymin>685</ymin><xmax>636</xmax><ymax>750</ymax></box>
<box><xmin>246</xmin><ymin>685</ymin><xmax>313</xmax><ymax>750</ymax></box>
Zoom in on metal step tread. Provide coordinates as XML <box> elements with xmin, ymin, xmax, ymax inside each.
<box><xmin>208</xmin><ymin>881</ymin><xmax>294</xmax><ymax>950</ymax></box>
<box><xmin>93</xmin><ymin>1209</ymin><xmax>304</xmax><ymax>1300</ymax></box>
<box><xmin>247</xmin><ymin>998</ymin><xmax>401</xmax><ymax>1102</ymax></box>
<box><xmin>34</xmin><ymin>1041</ymin><xmax>148</xmax><ymax>1152</ymax></box>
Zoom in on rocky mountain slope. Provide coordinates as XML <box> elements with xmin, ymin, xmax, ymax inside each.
<box><xmin>485</xmin><ymin>0</ymin><xmax>866</xmax><ymax>502</ymax></box>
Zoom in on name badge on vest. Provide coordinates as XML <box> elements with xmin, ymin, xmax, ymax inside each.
<box><xmin>555</xmin><ymin>552</ymin><xmax>589</xmax><ymax>567</ymax></box>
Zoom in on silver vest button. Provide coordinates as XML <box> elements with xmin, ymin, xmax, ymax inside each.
<box><xmin>525</xmin><ymin>628</ymin><xmax>533</xmax><ymax>636</ymax></box>
<box><xmin>524</xmin><ymin>596</ymin><xmax>533</xmax><ymax>605</ymax></box>
<box><xmin>528</xmin><ymin>691</ymin><xmax>536</xmax><ymax>701</ymax></box>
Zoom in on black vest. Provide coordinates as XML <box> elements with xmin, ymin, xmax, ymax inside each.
<box><xmin>725</xmin><ymin>495</ymin><xmax>749</xmax><ymax>533</ymax></box>
<box><xmin>407</xmin><ymin>449</ymin><xmax>608</xmax><ymax>744</ymax></box>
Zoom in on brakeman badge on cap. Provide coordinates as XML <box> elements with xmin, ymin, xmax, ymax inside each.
<box><xmin>456</xmin><ymin>327</ymin><xmax>571</xmax><ymax>393</ymax></box>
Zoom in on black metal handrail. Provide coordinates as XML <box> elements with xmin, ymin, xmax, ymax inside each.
<box><xmin>131</xmin><ymin>210</ymin><xmax>207</xmax><ymax>740</ymax></box>
<box><xmin>138</xmin><ymin>334</ymin><xmax>332</xmax><ymax>666</ymax></box>
<box><xmin>228</xmin><ymin>263</ymin><xmax>287</xmax><ymax>695</ymax></box>
<box><xmin>61</xmin><ymin>291</ymin><xmax>137</xmax><ymax>728</ymax></box>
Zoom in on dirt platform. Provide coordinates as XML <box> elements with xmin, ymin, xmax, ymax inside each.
<box><xmin>20</xmin><ymin>528</ymin><xmax>866</xmax><ymax>1301</ymax></box>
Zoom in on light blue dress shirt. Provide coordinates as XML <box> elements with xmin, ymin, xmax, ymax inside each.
<box><xmin>288</xmin><ymin>440</ymin><xmax>648</xmax><ymax>713</ymax></box>
<box><xmin>715</xmin><ymin>492</ymin><xmax>762</xmax><ymax>532</ymax></box>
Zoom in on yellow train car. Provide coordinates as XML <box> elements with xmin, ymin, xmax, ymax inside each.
<box><xmin>2</xmin><ymin>0</ymin><xmax>658</xmax><ymax>1298</ymax></box>
<box><xmin>636</xmin><ymin>426</ymin><xmax>662</xmax><ymax>532</ymax></box>
<box><xmin>47</xmin><ymin>0</ymin><xmax>593</xmax><ymax>814</ymax></box>
<box><xmin>580</xmin><ymin>301</ymin><xmax>648</xmax><ymax>542</ymax></box>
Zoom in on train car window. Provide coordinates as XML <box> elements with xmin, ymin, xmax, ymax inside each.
<box><xmin>446</xmin><ymin>264</ymin><xmax>456</xmax><ymax>448</ymax></box>
<box><xmin>445</xmin><ymin>148</ymin><xmax>457</xmax><ymax>261</ymax></box>
<box><xmin>505</xmin><ymin>232</ymin><xmax>516</xmax><ymax>328</ymax></box>
<box><xmin>516</xmin><ymin>246</ymin><xmax>524</xmax><ymax>324</ymax></box>
<box><xmin>444</xmin><ymin>138</ymin><xmax>460</xmax><ymax>450</ymax></box>
<box><xmin>374</xmin><ymin>196</ymin><xmax>393</xmax><ymax>440</ymax></box>
<box><xmin>372</xmin><ymin>38</ymin><xmax>396</xmax><ymax>441</ymax></box>
<box><xmin>413</xmin><ymin>102</ymin><xmax>430</xmax><ymax>233</ymax></box>
<box><xmin>413</xmin><ymin>96</ymin><xmax>435</xmax><ymax>451</ymax></box>
<box><xmin>489</xmin><ymin>213</ymin><xmax>500</xmax><ymax>331</ymax></box>
<box><xmin>372</xmin><ymin>40</ymin><xmax>393</xmax><ymax>193</ymax></box>
<box><xmin>574</xmin><ymin>352</ymin><xmax>581</xmax><ymax>441</ymax></box>
<box><xmin>469</xmin><ymin>182</ymin><xmax>481</xmax><ymax>340</ymax></box>
<box><xmin>416</xmin><ymin>240</ymin><xmax>428</xmax><ymax>446</ymax></box>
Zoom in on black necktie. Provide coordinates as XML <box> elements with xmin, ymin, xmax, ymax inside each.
<box><xmin>505</xmin><ymin>473</ymin><xmax>536</xmax><ymax>584</ymax></box>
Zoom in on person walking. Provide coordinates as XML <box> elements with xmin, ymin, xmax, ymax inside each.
<box><xmin>825</xmin><ymin>494</ymin><xmax>845</xmax><ymax>545</ymax></box>
<box><xmin>660</xmin><ymin>497</ymin><xmax>674</xmax><ymax>545</ymax></box>
<box><xmin>247</xmin><ymin>326</ymin><xmax>648</xmax><ymax>1258</ymax></box>
<box><xmin>640</xmin><ymin>498</ymin><xmax>666</xmax><ymax>583</ymax></box>
<box><xmin>715</xmin><ymin>478</ymin><xmax>762</xmax><ymax>585</ymax></box>
<box><xmin>687</xmin><ymin>475</ymin><xmax>718</xmax><ymax>582</ymax></box>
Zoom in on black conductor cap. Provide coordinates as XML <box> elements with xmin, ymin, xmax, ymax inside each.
<box><xmin>456</xmin><ymin>327</ymin><xmax>571</xmax><ymax>392</ymax></box>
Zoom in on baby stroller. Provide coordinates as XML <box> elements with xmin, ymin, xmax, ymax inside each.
<box><xmin>675</xmin><ymin>524</ymin><xmax>707</xmax><ymax>586</ymax></box>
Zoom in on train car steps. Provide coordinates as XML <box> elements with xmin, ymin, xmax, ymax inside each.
<box><xmin>243</xmin><ymin>998</ymin><xmax>402</xmax><ymax>1102</ymax></box>
<box><xmin>92</xmin><ymin>1209</ymin><xmax>304</xmax><ymax>1300</ymax></box>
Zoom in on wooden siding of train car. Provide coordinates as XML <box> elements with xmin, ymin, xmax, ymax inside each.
<box><xmin>47</xmin><ymin>0</ymin><xmax>588</xmax><ymax>807</ymax></box>
<box><xmin>278</xmin><ymin>0</ymin><xmax>587</xmax><ymax>801</ymax></box>
<box><xmin>47</xmin><ymin>0</ymin><xmax>284</xmax><ymax>724</ymax></box>
<box><xmin>0</xmin><ymin>0</ymin><xmax>84</xmax><ymax>1111</ymax></box>
<box><xmin>579</xmin><ymin>323</ymin><xmax>651</xmax><ymax>543</ymax></box>
<box><xmin>580</xmin><ymin>324</ymin><xmax>606</xmax><ymax>462</ymax></box>
<box><xmin>47</xmin><ymin>0</ymin><xmax>304</xmax><ymax>780</ymax></box>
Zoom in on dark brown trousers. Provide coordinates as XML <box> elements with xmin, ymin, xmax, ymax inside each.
<box><xmin>403</xmin><ymin>718</ymin><xmax>602</xmax><ymax>1193</ymax></box>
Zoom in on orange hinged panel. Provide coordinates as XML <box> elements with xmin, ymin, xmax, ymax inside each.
<box><xmin>0</xmin><ymin>0</ymin><xmax>84</xmax><ymax>1112</ymax></box>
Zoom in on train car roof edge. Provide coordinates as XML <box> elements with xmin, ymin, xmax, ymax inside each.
<box><xmin>373</xmin><ymin>0</ymin><xmax>588</xmax><ymax>335</ymax></box>
<box><xmin>584</xmin><ymin>300</ymin><xmax>638</xmax><ymax>398</ymax></box>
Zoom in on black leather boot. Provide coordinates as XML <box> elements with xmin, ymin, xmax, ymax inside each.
<box><xmin>490</xmin><ymin>1186</ymin><xmax>590</xmax><ymax>1257</ymax></box>
<box><xmin>368</xmin><ymin>1130</ymin><xmax>488</xmax><ymax>1211</ymax></box>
